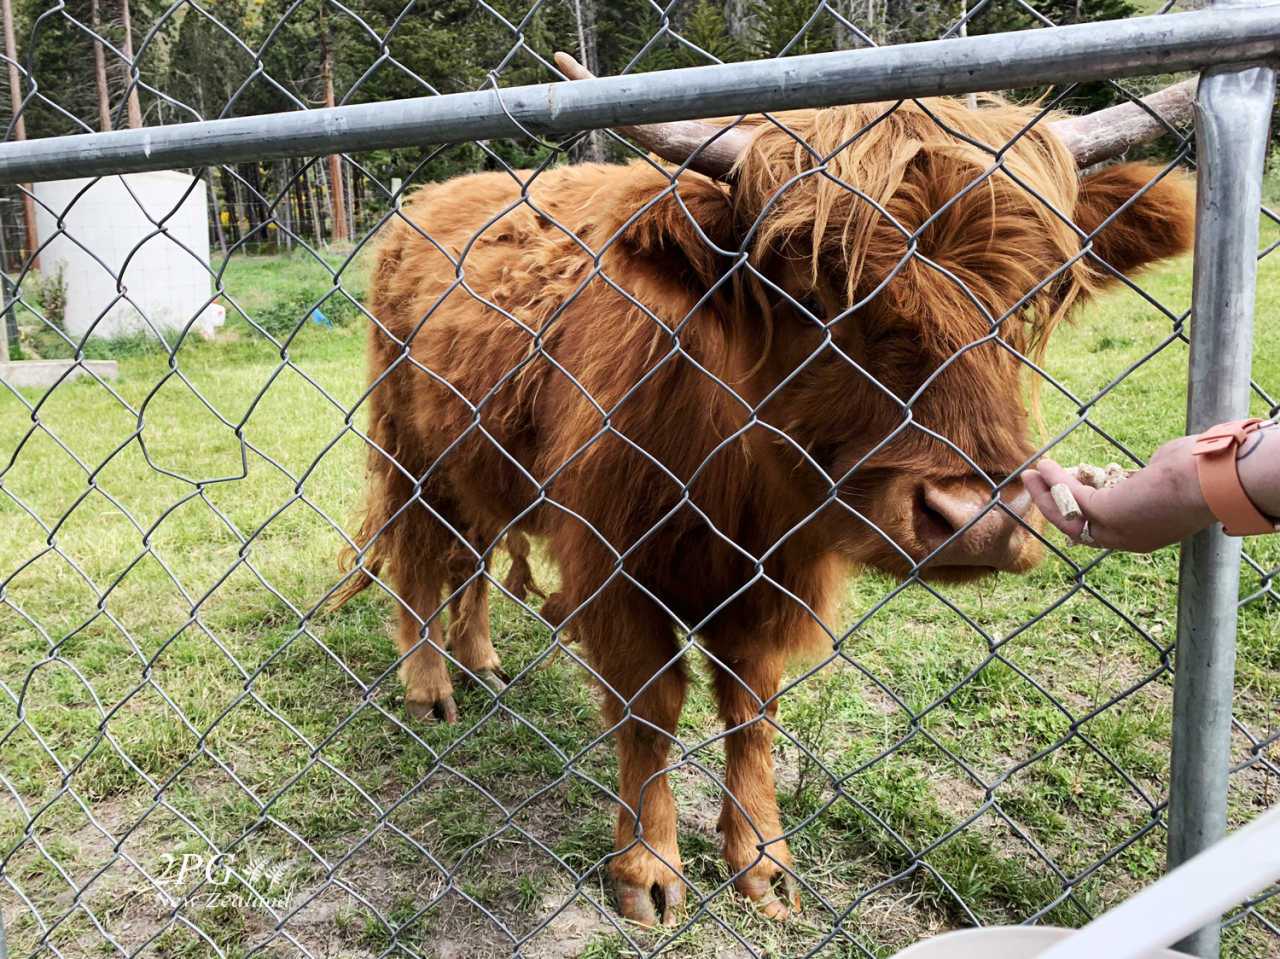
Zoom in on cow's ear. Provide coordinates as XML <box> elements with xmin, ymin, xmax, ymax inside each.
<box><xmin>1073</xmin><ymin>162</ymin><xmax>1195</xmax><ymax>280</ymax></box>
<box><xmin>620</xmin><ymin>173</ymin><xmax>738</xmax><ymax>289</ymax></box>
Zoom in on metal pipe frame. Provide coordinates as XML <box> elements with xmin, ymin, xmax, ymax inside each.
<box><xmin>1169</xmin><ymin>0</ymin><xmax>1276</xmax><ymax>955</ymax></box>
<box><xmin>0</xmin><ymin>6</ymin><xmax>1278</xmax><ymax>184</ymax></box>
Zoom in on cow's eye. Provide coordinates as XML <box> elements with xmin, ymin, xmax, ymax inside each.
<box><xmin>798</xmin><ymin>295</ymin><xmax>824</xmax><ymax>319</ymax></box>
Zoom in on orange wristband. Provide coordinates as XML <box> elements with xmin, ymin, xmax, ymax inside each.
<box><xmin>1191</xmin><ymin>418</ymin><xmax>1277</xmax><ymax>536</ymax></box>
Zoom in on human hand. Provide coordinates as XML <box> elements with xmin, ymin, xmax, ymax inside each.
<box><xmin>1021</xmin><ymin>436</ymin><xmax>1216</xmax><ymax>553</ymax></box>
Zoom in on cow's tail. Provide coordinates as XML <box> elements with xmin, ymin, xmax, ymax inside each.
<box><xmin>330</xmin><ymin>509</ymin><xmax>389</xmax><ymax>610</ymax></box>
<box><xmin>502</xmin><ymin>530</ymin><xmax>544</xmax><ymax>602</ymax></box>
<box><xmin>329</xmin><ymin>412</ymin><xmax>405</xmax><ymax>612</ymax></box>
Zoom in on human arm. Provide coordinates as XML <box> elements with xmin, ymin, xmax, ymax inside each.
<box><xmin>1021</xmin><ymin>419</ymin><xmax>1280</xmax><ymax>553</ymax></box>
<box><xmin>1235</xmin><ymin>421</ymin><xmax>1280</xmax><ymax>517</ymax></box>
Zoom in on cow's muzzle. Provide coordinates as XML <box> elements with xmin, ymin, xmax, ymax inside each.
<box><xmin>914</xmin><ymin>478</ymin><xmax>1041</xmax><ymax>572</ymax></box>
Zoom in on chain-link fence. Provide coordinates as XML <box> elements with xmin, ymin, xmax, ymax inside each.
<box><xmin>1</xmin><ymin>0</ymin><xmax>1278</xmax><ymax>956</ymax></box>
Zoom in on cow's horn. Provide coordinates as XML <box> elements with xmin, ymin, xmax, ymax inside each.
<box><xmin>1047</xmin><ymin>77</ymin><xmax>1198</xmax><ymax>168</ymax></box>
<box><xmin>553</xmin><ymin>51</ymin><xmax>752</xmax><ymax>179</ymax></box>
<box><xmin>554</xmin><ymin>52</ymin><xmax>1196</xmax><ymax>174</ymax></box>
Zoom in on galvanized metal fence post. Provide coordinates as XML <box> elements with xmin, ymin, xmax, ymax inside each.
<box><xmin>1168</xmin><ymin>1</ymin><xmax>1276</xmax><ymax>954</ymax></box>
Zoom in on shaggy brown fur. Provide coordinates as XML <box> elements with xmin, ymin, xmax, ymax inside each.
<box><xmin>334</xmin><ymin>97</ymin><xmax>1194</xmax><ymax>924</ymax></box>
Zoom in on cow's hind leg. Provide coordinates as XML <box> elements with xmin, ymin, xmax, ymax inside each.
<box><xmin>581</xmin><ymin>591</ymin><xmax>688</xmax><ymax>926</ymax></box>
<box><xmin>445</xmin><ymin>539</ymin><xmax>508</xmax><ymax>694</ymax></box>
<box><xmin>711</xmin><ymin>645</ymin><xmax>800</xmax><ymax>918</ymax></box>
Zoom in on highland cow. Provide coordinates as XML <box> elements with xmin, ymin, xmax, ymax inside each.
<box><xmin>335</xmin><ymin>66</ymin><xmax>1196</xmax><ymax>925</ymax></box>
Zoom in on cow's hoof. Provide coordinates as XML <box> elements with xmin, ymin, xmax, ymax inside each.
<box><xmin>615</xmin><ymin>878</ymin><xmax>686</xmax><ymax>927</ymax></box>
<box><xmin>472</xmin><ymin>667</ymin><xmax>510</xmax><ymax>694</ymax></box>
<box><xmin>737</xmin><ymin>870</ymin><xmax>800</xmax><ymax>919</ymax></box>
<box><xmin>406</xmin><ymin>694</ymin><xmax>458</xmax><ymax>724</ymax></box>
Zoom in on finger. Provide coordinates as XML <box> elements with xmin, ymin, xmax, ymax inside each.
<box><xmin>1022</xmin><ymin>467</ymin><xmax>1074</xmax><ymax>524</ymax></box>
<box><xmin>1021</xmin><ymin>467</ymin><xmax>1052</xmax><ymax>510</ymax></box>
<box><xmin>1022</xmin><ymin>464</ymin><xmax>1087</xmax><ymax>540</ymax></box>
<box><xmin>1075</xmin><ymin>518</ymin><xmax>1113</xmax><ymax>550</ymax></box>
<box><xmin>1030</xmin><ymin>457</ymin><xmax>1082</xmax><ymax>490</ymax></box>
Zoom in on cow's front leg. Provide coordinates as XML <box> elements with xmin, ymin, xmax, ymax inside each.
<box><xmin>587</xmin><ymin>604</ymin><xmax>689</xmax><ymax>927</ymax></box>
<box><xmin>712</xmin><ymin>647</ymin><xmax>799</xmax><ymax>918</ymax></box>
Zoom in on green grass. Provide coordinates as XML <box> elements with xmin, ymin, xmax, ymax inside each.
<box><xmin>0</xmin><ymin>236</ymin><xmax>1277</xmax><ymax>959</ymax></box>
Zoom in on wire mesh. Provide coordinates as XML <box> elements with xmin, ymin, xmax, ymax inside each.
<box><xmin>1</xmin><ymin>1</ymin><xmax>1278</xmax><ymax>957</ymax></box>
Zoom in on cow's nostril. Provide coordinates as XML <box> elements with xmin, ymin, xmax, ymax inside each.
<box><xmin>916</xmin><ymin>479</ymin><xmax>1031</xmax><ymax>570</ymax></box>
<box><xmin>915</xmin><ymin>485</ymin><xmax>958</xmax><ymax>545</ymax></box>
<box><xmin>920</xmin><ymin>482</ymin><xmax>985</xmax><ymax>537</ymax></box>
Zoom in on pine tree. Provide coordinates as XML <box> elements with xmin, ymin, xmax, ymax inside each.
<box><xmin>748</xmin><ymin>0</ymin><xmax>836</xmax><ymax>57</ymax></box>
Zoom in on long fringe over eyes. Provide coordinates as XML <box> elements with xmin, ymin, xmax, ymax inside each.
<box><xmin>727</xmin><ymin>98</ymin><xmax>1104</xmax><ymax>364</ymax></box>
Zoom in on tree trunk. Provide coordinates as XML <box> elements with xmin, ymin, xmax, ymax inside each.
<box><xmin>222</xmin><ymin>169</ymin><xmax>242</xmax><ymax>245</ymax></box>
<box><xmin>238</xmin><ymin>164</ymin><xmax>259</xmax><ymax>236</ymax></box>
<box><xmin>197</xmin><ymin>73</ymin><xmax>228</xmax><ymax>258</ymax></box>
<box><xmin>294</xmin><ymin>162</ymin><xmax>310</xmax><ymax>240</ymax></box>
<box><xmin>833</xmin><ymin>0</ymin><xmax>853</xmax><ymax>49</ymax></box>
<box><xmin>307</xmin><ymin>166</ymin><xmax>324</xmax><ymax>250</ymax></box>
<box><xmin>91</xmin><ymin>0</ymin><xmax>111</xmax><ymax>130</ymax></box>
<box><xmin>958</xmin><ymin>0</ymin><xmax>975</xmax><ymax>108</ymax></box>
<box><xmin>572</xmin><ymin>0</ymin><xmax>604</xmax><ymax>163</ymax></box>
<box><xmin>208</xmin><ymin>169</ymin><xmax>227</xmax><ymax>259</ymax></box>
<box><xmin>195</xmin><ymin>73</ymin><xmax>228</xmax><ymax>258</ymax></box>
<box><xmin>2</xmin><ymin>0</ymin><xmax>37</xmax><ymax>268</ymax></box>
<box><xmin>725</xmin><ymin>0</ymin><xmax>750</xmax><ymax>42</ymax></box>
<box><xmin>320</xmin><ymin>6</ymin><xmax>347</xmax><ymax>244</ymax></box>
<box><xmin>278</xmin><ymin>160</ymin><xmax>293</xmax><ymax>253</ymax></box>
<box><xmin>245</xmin><ymin>162</ymin><xmax>270</xmax><ymax>235</ymax></box>
<box><xmin>345</xmin><ymin>163</ymin><xmax>354</xmax><ymax>240</ymax></box>
<box><xmin>120</xmin><ymin>0</ymin><xmax>142</xmax><ymax>128</ymax></box>
<box><xmin>292</xmin><ymin>161</ymin><xmax>306</xmax><ymax>246</ymax></box>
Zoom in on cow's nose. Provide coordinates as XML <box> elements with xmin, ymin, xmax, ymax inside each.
<box><xmin>915</xmin><ymin>479</ymin><xmax>1035</xmax><ymax>569</ymax></box>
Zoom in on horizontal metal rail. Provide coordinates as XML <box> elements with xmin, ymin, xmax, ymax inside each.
<box><xmin>0</xmin><ymin>7</ymin><xmax>1278</xmax><ymax>184</ymax></box>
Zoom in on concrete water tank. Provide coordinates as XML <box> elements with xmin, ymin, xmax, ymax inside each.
<box><xmin>33</xmin><ymin>171</ymin><xmax>224</xmax><ymax>340</ymax></box>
